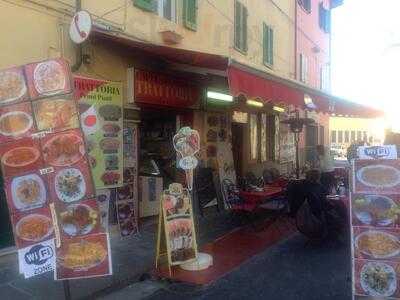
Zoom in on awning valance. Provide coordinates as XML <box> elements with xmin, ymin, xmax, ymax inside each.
<box><xmin>227</xmin><ymin>63</ymin><xmax>383</xmax><ymax>118</ymax></box>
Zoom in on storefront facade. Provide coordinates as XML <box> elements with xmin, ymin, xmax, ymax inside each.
<box><xmin>0</xmin><ymin>0</ymin><xmax>384</xmax><ymax>254</ymax></box>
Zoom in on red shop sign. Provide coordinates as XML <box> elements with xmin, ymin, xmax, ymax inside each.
<box><xmin>134</xmin><ymin>70</ymin><xmax>200</xmax><ymax>108</ymax></box>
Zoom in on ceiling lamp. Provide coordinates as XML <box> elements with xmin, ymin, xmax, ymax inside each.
<box><xmin>273</xmin><ymin>106</ymin><xmax>285</xmax><ymax>113</ymax></box>
<box><xmin>246</xmin><ymin>99</ymin><xmax>264</xmax><ymax>107</ymax></box>
<box><xmin>207</xmin><ymin>91</ymin><xmax>233</xmax><ymax>102</ymax></box>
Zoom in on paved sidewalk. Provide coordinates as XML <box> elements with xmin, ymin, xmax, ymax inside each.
<box><xmin>0</xmin><ymin>209</ymin><xmax>241</xmax><ymax>300</ymax></box>
<box><xmin>147</xmin><ymin>234</ymin><xmax>352</xmax><ymax>300</ymax></box>
<box><xmin>98</xmin><ymin>232</ymin><xmax>351</xmax><ymax>300</ymax></box>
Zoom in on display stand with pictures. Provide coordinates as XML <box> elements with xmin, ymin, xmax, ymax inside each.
<box><xmin>350</xmin><ymin>145</ymin><xmax>400</xmax><ymax>300</ymax></box>
<box><xmin>155</xmin><ymin>183</ymin><xmax>199</xmax><ymax>276</ymax></box>
<box><xmin>0</xmin><ymin>59</ymin><xmax>112</xmax><ymax>300</ymax></box>
<box><xmin>156</xmin><ymin>127</ymin><xmax>214</xmax><ymax>275</ymax></box>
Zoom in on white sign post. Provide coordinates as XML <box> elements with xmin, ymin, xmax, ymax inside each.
<box><xmin>18</xmin><ymin>239</ymin><xmax>56</xmax><ymax>279</ymax></box>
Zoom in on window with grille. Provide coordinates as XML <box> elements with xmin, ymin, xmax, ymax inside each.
<box><xmin>351</xmin><ymin>131</ymin><xmax>356</xmax><ymax>142</ymax></box>
<box><xmin>338</xmin><ymin>130</ymin><xmax>343</xmax><ymax>143</ymax></box>
<box><xmin>345</xmin><ymin>131</ymin><xmax>349</xmax><ymax>143</ymax></box>
<box><xmin>363</xmin><ymin>131</ymin><xmax>368</xmax><ymax>142</ymax></box>
<box><xmin>357</xmin><ymin>131</ymin><xmax>362</xmax><ymax>141</ymax></box>
<box><xmin>300</xmin><ymin>54</ymin><xmax>308</xmax><ymax>83</ymax></box>
<box><xmin>331</xmin><ymin>130</ymin><xmax>337</xmax><ymax>143</ymax></box>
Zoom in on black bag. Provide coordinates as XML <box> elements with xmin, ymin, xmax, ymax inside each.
<box><xmin>296</xmin><ymin>201</ymin><xmax>327</xmax><ymax>240</ymax></box>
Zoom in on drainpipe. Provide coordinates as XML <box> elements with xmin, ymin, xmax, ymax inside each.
<box><xmin>71</xmin><ymin>0</ymin><xmax>82</xmax><ymax>72</ymax></box>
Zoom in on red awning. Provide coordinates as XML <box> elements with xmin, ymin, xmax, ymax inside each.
<box><xmin>228</xmin><ymin>65</ymin><xmax>383</xmax><ymax>118</ymax></box>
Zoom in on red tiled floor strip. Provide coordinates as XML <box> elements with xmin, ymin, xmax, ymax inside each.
<box><xmin>153</xmin><ymin>217</ymin><xmax>297</xmax><ymax>285</ymax></box>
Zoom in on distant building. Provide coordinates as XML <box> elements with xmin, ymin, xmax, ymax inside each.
<box><xmin>329</xmin><ymin>116</ymin><xmax>385</xmax><ymax>157</ymax></box>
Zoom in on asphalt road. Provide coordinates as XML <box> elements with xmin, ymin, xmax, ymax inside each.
<box><xmin>146</xmin><ymin>234</ymin><xmax>352</xmax><ymax>300</ymax></box>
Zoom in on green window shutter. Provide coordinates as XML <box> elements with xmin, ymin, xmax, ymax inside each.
<box><xmin>263</xmin><ymin>23</ymin><xmax>267</xmax><ymax>64</ymax></box>
<box><xmin>134</xmin><ymin>0</ymin><xmax>156</xmax><ymax>12</ymax></box>
<box><xmin>183</xmin><ymin>0</ymin><xmax>197</xmax><ymax>31</ymax></box>
<box><xmin>263</xmin><ymin>24</ymin><xmax>273</xmax><ymax>66</ymax></box>
<box><xmin>234</xmin><ymin>1</ymin><xmax>241</xmax><ymax>49</ymax></box>
<box><xmin>242</xmin><ymin>5</ymin><xmax>248</xmax><ymax>52</ymax></box>
<box><xmin>234</xmin><ymin>1</ymin><xmax>247</xmax><ymax>53</ymax></box>
<box><xmin>268</xmin><ymin>27</ymin><xmax>273</xmax><ymax>65</ymax></box>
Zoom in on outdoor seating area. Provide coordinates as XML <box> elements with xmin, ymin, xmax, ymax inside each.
<box><xmin>220</xmin><ymin>165</ymin><xmax>350</xmax><ymax>243</ymax></box>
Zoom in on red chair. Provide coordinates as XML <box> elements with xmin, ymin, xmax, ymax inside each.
<box><xmin>221</xmin><ymin>179</ymin><xmax>260</xmax><ymax>225</ymax></box>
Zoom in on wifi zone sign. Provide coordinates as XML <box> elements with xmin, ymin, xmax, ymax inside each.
<box><xmin>18</xmin><ymin>239</ymin><xmax>56</xmax><ymax>279</ymax></box>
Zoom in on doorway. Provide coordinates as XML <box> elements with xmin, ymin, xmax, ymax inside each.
<box><xmin>231</xmin><ymin>123</ymin><xmax>244</xmax><ymax>177</ymax></box>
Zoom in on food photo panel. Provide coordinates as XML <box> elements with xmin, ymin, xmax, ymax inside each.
<box><xmin>166</xmin><ymin>217</ymin><xmax>196</xmax><ymax>265</ymax></box>
<box><xmin>47</xmin><ymin>160</ymin><xmax>95</xmax><ymax>204</ymax></box>
<box><xmin>123</xmin><ymin>167</ymin><xmax>135</xmax><ymax>184</ymax></box>
<box><xmin>55</xmin><ymin>232</ymin><xmax>112</xmax><ymax>280</ymax></box>
<box><xmin>41</xmin><ymin>128</ymin><xmax>86</xmax><ymax>169</ymax></box>
<box><xmin>353</xmin><ymin>227</ymin><xmax>400</xmax><ymax>261</ymax></box>
<box><xmin>10</xmin><ymin>206</ymin><xmax>54</xmax><ymax>248</ymax></box>
<box><xmin>4</xmin><ymin>171</ymin><xmax>49</xmax><ymax>213</ymax></box>
<box><xmin>33</xmin><ymin>96</ymin><xmax>79</xmax><ymax>133</ymax></box>
<box><xmin>0</xmin><ymin>137</ymin><xmax>44</xmax><ymax>178</ymax></box>
<box><xmin>162</xmin><ymin>186</ymin><xmax>192</xmax><ymax>218</ymax></box>
<box><xmin>116</xmin><ymin>200</ymin><xmax>138</xmax><ymax>237</ymax></box>
<box><xmin>116</xmin><ymin>184</ymin><xmax>134</xmax><ymax>201</ymax></box>
<box><xmin>25</xmin><ymin>58</ymin><xmax>72</xmax><ymax>100</ymax></box>
<box><xmin>354</xmin><ymin>259</ymin><xmax>400</xmax><ymax>298</ymax></box>
<box><xmin>0</xmin><ymin>101</ymin><xmax>36</xmax><ymax>143</ymax></box>
<box><xmin>353</xmin><ymin>159</ymin><xmax>400</xmax><ymax>194</ymax></box>
<box><xmin>352</xmin><ymin>193</ymin><xmax>400</xmax><ymax>227</ymax></box>
<box><xmin>0</xmin><ymin>66</ymin><xmax>29</xmax><ymax>105</ymax></box>
<box><xmin>56</xmin><ymin>198</ymin><xmax>102</xmax><ymax>239</ymax></box>
<box><xmin>96</xmin><ymin>189</ymin><xmax>112</xmax><ymax>231</ymax></box>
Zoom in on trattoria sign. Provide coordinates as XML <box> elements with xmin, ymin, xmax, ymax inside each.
<box><xmin>134</xmin><ymin>70</ymin><xmax>199</xmax><ymax>108</ymax></box>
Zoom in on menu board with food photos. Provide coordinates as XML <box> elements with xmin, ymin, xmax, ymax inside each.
<box><xmin>0</xmin><ymin>59</ymin><xmax>112</xmax><ymax>281</ymax></box>
<box><xmin>157</xmin><ymin>183</ymin><xmax>198</xmax><ymax>266</ymax></box>
<box><xmin>115</xmin><ymin>121</ymin><xmax>139</xmax><ymax>237</ymax></box>
<box><xmin>351</xmin><ymin>157</ymin><xmax>400</xmax><ymax>299</ymax></box>
<box><xmin>74</xmin><ymin>76</ymin><xmax>123</xmax><ymax>189</ymax></box>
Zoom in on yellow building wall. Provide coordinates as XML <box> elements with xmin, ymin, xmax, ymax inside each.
<box><xmin>0</xmin><ymin>0</ymin><xmax>295</xmax><ymax>82</ymax></box>
<box><xmin>329</xmin><ymin>116</ymin><xmax>385</xmax><ymax>147</ymax></box>
<box><xmin>0</xmin><ymin>0</ymin><xmax>296</xmax><ymax>176</ymax></box>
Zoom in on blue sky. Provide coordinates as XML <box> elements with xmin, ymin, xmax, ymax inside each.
<box><xmin>331</xmin><ymin>0</ymin><xmax>400</xmax><ymax>128</ymax></box>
